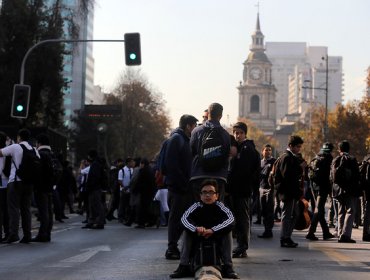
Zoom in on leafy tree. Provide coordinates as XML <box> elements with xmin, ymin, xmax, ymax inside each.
<box><xmin>72</xmin><ymin>69</ymin><xmax>171</xmax><ymax>164</ymax></box>
<box><xmin>0</xmin><ymin>0</ymin><xmax>94</xmax><ymax>129</ymax></box>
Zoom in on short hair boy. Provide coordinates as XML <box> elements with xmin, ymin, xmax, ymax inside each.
<box><xmin>170</xmin><ymin>179</ymin><xmax>239</xmax><ymax>279</ymax></box>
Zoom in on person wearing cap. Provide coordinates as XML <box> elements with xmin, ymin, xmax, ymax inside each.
<box><xmin>305</xmin><ymin>142</ymin><xmax>335</xmax><ymax>241</ymax></box>
<box><xmin>228</xmin><ymin>121</ymin><xmax>260</xmax><ymax>257</ymax></box>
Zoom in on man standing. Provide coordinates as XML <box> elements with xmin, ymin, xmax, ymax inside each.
<box><xmin>228</xmin><ymin>122</ymin><xmax>260</xmax><ymax>257</ymax></box>
<box><xmin>0</xmin><ymin>129</ymin><xmax>38</xmax><ymax>243</ymax></box>
<box><xmin>33</xmin><ymin>133</ymin><xmax>56</xmax><ymax>242</ymax></box>
<box><xmin>275</xmin><ymin>135</ymin><xmax>306</xmax><ymax>248</ymax></box>
<box><xmin>118</xmin><ymin>157</ymin><xmax>135</xmax><ymax>224</ymax></box>
<box><xmin>331</xmin><ymin>140</ymin><xmax>360</xmax><ymax>243</ymax></box>
<box><xmin>81</xmin><ymin>150</ymin><xmax>106</xmax><ymax>230</ymax></box>
<box><xmin>189</xmin><ymin>103</ymin><xmax>230</xmax><ymax>202</ymax></box>
<box><xmin>258</xmin><ymin>144</ymin><xmax>276</xmax><ymax>238</ymax></box>
<box><xmin>164</xmin><ymin>114</ymin><xmax>198</xmax><ymax>260</ymax></box>
<box><xmin>106</xmin><ymin>158</ymin><xmax>124</xmax><ymax>221</ymax></box>
<box><xmin>306</xmin><ymin>143</ymin><xmax>335</xmax><ymax>241</ymax></box>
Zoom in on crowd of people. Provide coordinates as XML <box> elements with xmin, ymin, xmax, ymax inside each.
<box><xmin>0</xmin><ymin>102</ymin><xmax>369</xmax><ymax>280</ymax></box>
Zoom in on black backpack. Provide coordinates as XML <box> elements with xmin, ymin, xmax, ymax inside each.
<box><xmin>331</xmin><ymin>154</ymin><xmax>352</xmax><ymax>189</ymax></box>
<box><xmin>50</xmin><ymin>153</ymin><xmax>63</xmax><ymax>186</ymax></box>
<box><xmin>14</xmin><ymin>144</ymin><xmax>42</xmax><ymax>185</ymax></box>
<box><xmin>308</xmin><ymin>155</ymin><xmax>325</xmax><ymax>190</ymax></box>
<box><xmin>359</xmin><ymin>159</ymin><xmax>370</xmax><ymax>191</ymax></box>
<box><xmin>2</xmin><ymin>156</ymin><xmax>11</xmax><ymax>178</ymax></box>
<box><xmin>198</xmin><ymin>127</ymin><xmax>226</xmax><ymax>172</ymax></box>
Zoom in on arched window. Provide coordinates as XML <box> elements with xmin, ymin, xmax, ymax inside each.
<box><xmin>250</xmin><ymin>95</ymin><xmax>260</xmax><ymax>112</ymax></box>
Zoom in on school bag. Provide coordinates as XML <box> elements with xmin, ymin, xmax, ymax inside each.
<box><xmin>50</xmin><ymin>152</ymin><xmax>63</xmax><ymax>186</ymax></box>
<box><xmin>359</xmin><ymin>159</ymin><xmax>370</xmax><ymax>191</ymax></box>
<box><xmin>13</xmin><ymin>144</ymin><xmax>42</xmax><ymax>185</ymax></box>
<box><xmin>192</xmin><ymin>238</ymin><xmax>221</xmax><ymax>273</ymax></box>
<box><xmin>198</xmin><ymin>127</ymin><xmax>227</xmax><ymax>172</ymax></box>
<box><xmin>155</xmin><ymin>139</ymin><xmax>169</xmax><ymax>187</ymax></box>
<box><xmin>268</xmin><ymin>156</ymin><xmax>283</xmax><ymax>191</ymax></box>
<box><xmin>331</xmin><ymin>154</ymin><xmax>352</xmax><ymax>189</ymax></box>
<box><xmin>308</xmin><ymin>155</ymin><xmax>325</xmax><ymax>190</ymax></box>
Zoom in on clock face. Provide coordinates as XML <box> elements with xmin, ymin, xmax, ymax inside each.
<box><xmin>249</xmin><ymin>67</ymin><xmax>262</xmax><ymax>80</ymax></box>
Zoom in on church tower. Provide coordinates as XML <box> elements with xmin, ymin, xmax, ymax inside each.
<box><xmin>238</xmin><ymin>13</ymin><xmax>276</xmax><ymax>135</ymax></box>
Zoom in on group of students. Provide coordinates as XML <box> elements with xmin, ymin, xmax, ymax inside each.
<box><xmin>0</xmin><ymin>128</ymin><xmax>71</xmax><ymax>243</ymax></box>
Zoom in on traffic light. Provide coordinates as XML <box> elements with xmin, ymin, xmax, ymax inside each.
<box><xmin>11</xmin><ymin>84</ymin><xmax>31</xmax><ymax>119</ymax></box>
<box><xmin>124</xmin><ymin>33</ymin><xmax>141</xmax><ymax>65</ymax></box>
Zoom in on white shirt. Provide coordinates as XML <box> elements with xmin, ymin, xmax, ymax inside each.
<box><xmin>0</xmin><ymin>141</ymin><xmax>40</xmax><ymax>183</ymax></box>
<box><xmin>118</xmin><ymin>166</ymin><xmax>133</xmax><ymax>189</ymax></box>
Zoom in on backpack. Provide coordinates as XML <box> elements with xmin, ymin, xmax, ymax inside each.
<box><xmin>359</xmin><ymin>159</ymin><xmax>370</xmax><ymax>191</ymax></box>
<box><xmin>50</xmin><ymin>153</ymin><xmax>63</xmax><ymax>186</ymax></box>
<box><xmin>154</xmin><ymin>139</ymin><xmax>169</xmax><ymax>187</ymax></box>
<box><xmin>2</xmin><ymin>156</ymin><xmax>11</xmax><ymax>178</ymax></box>
<box><xmin>268</xmin><ymin>156</ymin><xmax>283</xmax><ymax>191</ymax></box>
<box><xmin>14</xmin><ymin>144</ymin><xmax>42</xmax><ymax>185</ymax></box>
<box><xmin>198</xmin><ymin>127</ymin><xmax>226</xmax><ymax>172</ymax></box>
<box><xmin>331</xmin><ymin>154</ymin><xmax>352</xmax><ymax>189</ymax></box>
<box><xmin>308</xmin><ymin>155</ymin><xmax>325</xmax><ymax>190</ymax></box>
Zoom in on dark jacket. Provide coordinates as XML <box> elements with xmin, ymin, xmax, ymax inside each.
<box><xmin>190</xmin><ymin>120</ymin><xmax>230</xmax><ymax>181</ymax></box>
<box><xmin>331</xmin><ymin>153</ymin><xmax>360</xmax><ymax>198</ymax></box>
<box><xmin>260</xmin><ymin>157</ymin><xmax>276</xmax><ymax>189</ymax></box>
<box><xmin>164</xmin><ymin>128</ymin><xmax>192</xmax><ymax>193</ymax></box>
<box><xmin>37</xmin><ymin>147</ymin><xmax>54</xmax><ymax>193</ymax></box>
<box><xmin>181</xmin><ymin>201</ymin><xmax>234</xmax><ymax>237</ymax></box>
<box><xmin>130</xmin><ymin>165</ymin><xmax>156</xmax><ymax>199</ymax></box>
<box><xmin>277</xmin><ymin>149</ymin><xmax>303</xmax><ymax>200</ymax></box>
<box><xmin>86</xmin><ymin>158</ymin><xmax>105</xmax><ymax>192</ymax></box>
<box><xmin>228</xmin><ymin>139</ymin><xmax>261</xmax><ymax>196</ymax></box>
<box><xmin>312</xmin><ymin>152</ymin><xmax>333</xmax><ymax>194</ymax></box>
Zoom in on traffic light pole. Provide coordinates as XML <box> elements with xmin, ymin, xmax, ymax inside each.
<box><xmin>20</xmin><ymin>39</ymin><xmax>125</xmax><ymax>85</ymax></box>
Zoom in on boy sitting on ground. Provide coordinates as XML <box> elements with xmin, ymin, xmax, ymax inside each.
<box><xmin>170</xmin><ymin>179</ymin><xmax>239</xmax><ymax>279</ymax></box>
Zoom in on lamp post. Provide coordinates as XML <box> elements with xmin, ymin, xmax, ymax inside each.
<box><xmin>302</xmin><ymin>53</ymin><xmax>329</xmax><ymax>142</ymax></box>
<box><xmin>323</xmin><ymin>55</ymin><xmax>329</xmax><ymax>142</ymax></box>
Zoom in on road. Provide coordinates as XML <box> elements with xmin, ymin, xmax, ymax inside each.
<box><xmin>0</xmin><ymin>213</ymin><xmax>369</xmax><ymax>280</ymax></box>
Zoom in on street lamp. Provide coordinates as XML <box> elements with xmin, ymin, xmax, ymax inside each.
<box><xmin>302</xmin><ymin>54</ymin><xmax>329</xmax><ymax>142</ymax></box>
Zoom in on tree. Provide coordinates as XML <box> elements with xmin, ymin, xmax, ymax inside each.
<box><xmin>0</xmin><ymin>0</ymin><xmax>94</xmax><ymax>129</ymax></box>
<box><xmin>72</xmin><ymin>69</ymin><xmax>171</xmax><ymax>164</ymax></box>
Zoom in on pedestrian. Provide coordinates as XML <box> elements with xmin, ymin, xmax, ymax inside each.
<box><xmin>305</xmin><ymin>142</ymin><xmax>335</xmax><ymax>241</ymax></box>
<box><xmin>118</xmin><ymin>157</ymin><xmax>135</xmax><ymax>224</ymax></box>
<box><xmin>258</xmin><ymin>144</ymin><xmax>276</xmax><ymax>238</ymax></box>
<box><xmin>0</xmin><ymin>131</ymin><xmax>10</xmax><ymax>242</ymax></box>
<box><xmin>331</xmin><ymin>140</ymin><xmax>361</xmax><ymax>243</ymax></box>
<box><xmin>0</xmin><ymin>128</ymin><xmax>39</xmax><ymax>243</ymax></box>
<box><xmin>170</xmin><ymin>179</ymin><xmax>238</xmax><ymax>279</ymax></box>
<box><xmin>32</xmin><ymin>133</ymin><xmax>56</xmax><ymax>242</ymax></box>
<box><xmin>228</xmin><ymin>121</ymin><xmax>260</xmax><ymax>257</ymax></box>
<box><xmin>164</xmin><ymin>114</ymin><xmax>198</xmax><ymax>260</ymax></box>
<box><xmin>189</xmin><ymin>103</ymin><xmax>230</xmax><ymax>202</ymax></box>
<box><xmin>81</xmin><ymin>150</ymin><xmax>106</xmax><ymax>230</ymax></box>
<box><xmin>106</xmin><ymin>158</ymin><xmax>124</xmax><ymax>221</ymax></box>
<box><xmin>129</xmin><ymin>158</ymin><xmax>156</xmax><ymax>228</ymax></box>
<box><xmin>274</xmin><ymin>135</ymin><xmax>306</xmax><ymax>248</ymax></box>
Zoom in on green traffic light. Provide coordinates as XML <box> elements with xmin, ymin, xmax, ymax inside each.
<box><xmin>129</xmin><ymin>53</ymin><xmax>137</xmax><ymax>60</ymax></box>
<box><xmin>16</xmin><ymin>105</ymin><xmax>24</xmax><ymax>112</ymax></box>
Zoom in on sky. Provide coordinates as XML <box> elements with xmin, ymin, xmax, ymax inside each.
<box><xmin>93</xmin><ymin>0</ymin><xmax>369</xmax><ymax>128</ymax></box>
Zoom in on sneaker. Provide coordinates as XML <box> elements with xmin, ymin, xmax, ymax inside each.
<box><xmin>305</xmin><ymin>233</ymin><xmax>319</xmax><ymax>241</ymax></box>
<box><xmin>323</xmin><ymin>233</ymin><xmax>335</xmax><ymax>240</ymax></box>
<box><xmin>165</xmin><ymin>248</ymin><xmax>180</xmax><ymax>260</ymax></box>
<box><xmin>232</xmin><ymin>247</ymin><xmax>247</xmax><ymax>258</ymax></box>
<box><xmin>338</xmin><ymin>235</ymin><xmax>356</xmax><ymax>243</ymax></box>
<box><xmin>258</xmin><ymin>231</ymin><xmax>273</xmax><ymax>238</ymax></box>
<box><xmin>222</xmin><ymin>265</ymin><xmax>240</xmax><ymax>279</ymax></box>
<box><xmin>169</xmin><ymin>265</ymin><xmax>192</xmax><ymax>278</ymax></box>
<box><xmin>280</xmin><ymin>238</ymin><xmax>298</xmax><ymax>248</ymax></box>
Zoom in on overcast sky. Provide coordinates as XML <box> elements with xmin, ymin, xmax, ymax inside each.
<box><xmin>93</xmin><ymin>0</ymin><xmax>369</xmax><ymax>127</ymax></box>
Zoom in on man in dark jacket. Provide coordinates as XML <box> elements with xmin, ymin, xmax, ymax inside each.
<box><xmin>189</xmin><ymin>103</ymin><xmax>230</xmax><ymax>202</ymax></box>
<box><xmin>228</xmin><ymin>122</ymin><xmax>260</xmax><ymax>257</ymax></box>
<box><xmin>306</xmin><ymin>142</ymin><xmax>335</xmax><ymax>241</ymax></box>
<box><xmin>33</xmin><ymin>134</ymin><xmax>56</xmax><ymax>242</ymax></box>
<box><xmin>276</xmin><ymin>135</ymin><xmax>306</xmax><ymax>248</ymax></box>
<box><xmin>258</xmin><ymin>144</ymin><xmax>276</xmax><ymax>238</ymax></box>
<box><xmin>331</xmin><ymin>140</ymin><xmax>360</xmax><ymax>243</ymax></box>
<box><xmin>164</xmin><ymin>114</ymin><xmax>198</xmax><ymax>260</ymax></box>
<box><xmin>82</xmin><ymin>150</ymin><xmax>106</xmax><ymax>230</ymax></box>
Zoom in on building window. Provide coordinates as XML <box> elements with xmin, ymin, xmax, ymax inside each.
<box><xmin>250</xmin><ymin>95</ymin><xmax>260</xmax><ymax>112</ymax></box>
